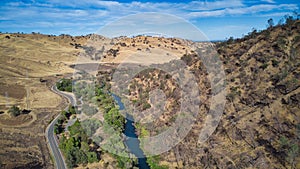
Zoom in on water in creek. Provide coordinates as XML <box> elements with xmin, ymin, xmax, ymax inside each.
<box><xmin>111</xmin><ymin>93</ymin><xmax>150</xmax><ymax>169</ymax></box>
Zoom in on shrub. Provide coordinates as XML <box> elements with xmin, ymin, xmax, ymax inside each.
<box><xmin>271</xmin><ymin>59</ymin><xmax>279</xmax><ymax>67</ymax></box>
<box><xmin>56</xmin><ymin>78</ymin><xmax>72</xmax><ymax>92</ymax></box>
<box><xmin>142</xmin><ymin>103</ymin><xmax>151</xmax><ymax>110</ymax></box>
<box><xmin>147</xmin><ymin>156</ymin><xmax>169</xmax><ymax>169</ymax></box>
<box><xmin>81</xmin><ymin>118</ymin><xmax>102</xmax><ymax>137</ymax></box>
<box><xmin>260</xmin><ymin>63</ymin><xmax>269</xmax><ymax>70</ymax></box>
<box><xmin>277</xmin><ymin>37</ymin><xmax>287</xmax><ymax>50</ymax></box>
<box><xmin>104</xmin><ymin>107</ymin><xmax>125</xmax><ymax>132</ymax></box>
<box><xmin>8</xmin><ymin>105</ymin><xmax>21</xmax><ymax>117</ymax></box>
<box><xmin>82</xmin><ymin>104</ymin><xmax>98</xmax><ymax>116</ymax></box>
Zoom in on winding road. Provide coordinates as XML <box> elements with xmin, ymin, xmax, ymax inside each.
<box><xmin>46</xmin><ymin>85</ymin><xmax>76</xmax><ymax>169</ymax></box>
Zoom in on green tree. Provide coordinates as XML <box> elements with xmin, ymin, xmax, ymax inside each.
<box><xmin>82</xmin><ymin>104</ymin><xmax>98</xmax><ymax>116</ymax></box>
<box><xmin>68</xmin><ymin>120</ymin><xmax>89</xmax><ymax>143</ymax></box>
<box><xmin>65</xmin><ymin>149</ymin><xmax>76</xmax><ymax>168</ymax></box>
<box><xmin>8</xmin><ymin>105</ymin><xmax>21</xmax><ymax>117</ymax></box>
<box><xmin>80</xmin><ymin>141</ymin><xmax>90</xmax><ymax>153</ymax></box>
<box><xmin>65</xmin><ymin>137</ymin><xmax>76</xmax><ymax>151</ymax></box>
<box><xmin>68</xmin><ymin>120</ymin><xmax>82</xmax><ymax>136</ymax></box>
<box><xmin>81</xmin><ymin>119</ymin><xmax>102</xmax><ymax>137</ymax></box>
<box><xmin>142</xmin><ymin>102</ymin><xmax>151</xmax><ymax>110</ymax></box>
<box><xmin>115</xmin><ymin>156</ymin><xmax>132</xmax><ymax>169</ymax></box>
<box><xmin>59</xmin><ymin>135</ymin><xmax>67</xmax><ymax>149</ymax></box>
<box><xmin>56</xmin><ymin>78</ymin><xmax>72</xmax><ymax>92</ymax></box>
<box><xmin>54</xmin><ymin>124</ymin><xmax>63</xmax><ymax>134</ymax></box>
<box><xmin>87</xmin><ymin>152</ymin><xmax>98</xmax><ymax>163</ymax></box>
<box><xmin>62</xmin><ymin>110</ymin><xmax>71</xmax><ymax>119</ymax></box>
<box><xmin>147</xmin><ymin>156</ymin><xmax>168</xmax><ymax>169</ymax></box>
<box><xmin>68</xmin><ymin>105</ymin><xmax>76</xmax><ymax>115</ymax></box>
<box><xmin>104</xmin><ymin>107</ymin><xmax>125</xmax><ymax>132</ymax></box>
<box><xmin>75</xmin><ymin>149</ymin><xmax>88</xmax><ymax>165</ymax></box>
<box><xmin>267</xmin><ymin>18</ymin><xmax>274</xmax><ymax>28</ymax></box>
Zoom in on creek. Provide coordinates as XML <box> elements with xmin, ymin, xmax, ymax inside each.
<box><xmin>111</xmin><ymin>93</ymin><xmax>150</xmax><ymax>169</ymax></box>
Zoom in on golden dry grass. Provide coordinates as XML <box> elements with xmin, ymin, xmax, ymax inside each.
<box><xmin>101</xmin><ymin>36</ymin><xmax>194</xmax><ymax>64</ymax></box>
<box><xmin>0</xmin><ymin>33</ymin><xmax>82</xmax><ymax>168</ymax></box>
<box><xmin>0</xmin><ymin>33</ymin><xmax>196</xmax><ymax>168</ymax></box>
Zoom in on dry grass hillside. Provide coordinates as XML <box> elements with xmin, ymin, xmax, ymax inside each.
<box><xmin>122</xmin><ymin>20</ymin><xmax>300</xmax><ymax>168</ymax></box>
<box><xmin>0</xmin><ymin>33</ymin><xmax>86</xmax><ymax>168</ymax></box>
<box><xmin>0</xmin><ymin>33</ymin><xmax>196</xmax><ymax>168</ymax></box>
<box><xmin>101</xmin><ymin>36</ymin><xmax>193</xmax><ymax>64</ymax></box>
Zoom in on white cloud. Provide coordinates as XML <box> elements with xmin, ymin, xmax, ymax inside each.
<box><xmin>2</xmin><ymin>0</ymin><xmax>298</xmax><ymax>21</ymax></box>
<box><xmin>261</xmin><ymin>0</ymin><xmax>276</xmax><ymax>3</ymax></box>
<box><xmin>259</xmin><ymin>12</ymin><xmax>291</xmax><ymax>17</ymax></box>
<box><xmin>0</xmin><ymin>0</ymin><xmax>299</xmax><ymax>39</ymax></box>
<box><xmin>188</xmin><ymin>10</ymin><xmax>225</xmax><ymax>17</ymax></box>
<box><xmin>184</xmin><ymin>0</ymin><xmax>244</xmax><ymax>10</ymax></box>
<box><xmin>94</xmin><ymin>0</ymin><xmax>121</xmax><ymax>7</ymax></box>
<box><xmin>187</xmin><ymin>3</ymin><xmax>298</xmax><ymax>18</ymax></box>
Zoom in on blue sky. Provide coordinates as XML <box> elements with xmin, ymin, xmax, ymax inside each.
<box><xmin>0</xmin><ymin>0</ymin><xmax>299</xmax><ymax>40</ymax></box>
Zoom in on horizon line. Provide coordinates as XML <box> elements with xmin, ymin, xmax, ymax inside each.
<box><xmin>0</xmin><ymin>31</ymin><xmax>227</xmax><ymax>42</ymax></box>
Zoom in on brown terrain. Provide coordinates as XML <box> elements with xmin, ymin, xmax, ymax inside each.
<box><xmin>122</xmin><ymin>20</ymin><xmax>300</xmax><ymax>168</ymax></box>
<box><xmin>0</xmin><ymin>33</ymin><xmax>193</xmax><ymax>168</ymax></box>
<box><xmin>0</xmin><ymin>19</ymin><xmax>299</xmax><ymax>169</ymax></box>
<box><xmin>0</xmin><ymin>33</ymin><xmax>83</xmax><ymax>168</ymax></box>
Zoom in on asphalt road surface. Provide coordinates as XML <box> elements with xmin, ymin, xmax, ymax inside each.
<box><xmin>46</xmin><ymin>85</ymin><xmax>76</xmax><ymax>169</ymax></box>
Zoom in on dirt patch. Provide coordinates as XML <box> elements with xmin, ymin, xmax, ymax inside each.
<box><xmin>0</xmin><ymin>113</ymin><xmax>33</xmax><ymax>126</ymax></box>
<box><xmin>0</xmin><ymin>105</ymin><xmax>7</xmax><ymax>110</ymax></box>
<box><xmin>0</xmin><ymin>83</ymin><xmax>26</xmax><ymax>100</ymax></box>
<box><xmin>30</xmin><ymin>86</ymin><xmax>62</xmax><ymax>109</ymax></box>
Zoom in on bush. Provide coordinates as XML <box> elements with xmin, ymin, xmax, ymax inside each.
<box><xmin>87</xmin><ymin>152</ymin><xmax>98</xmax><ymax>163</ymax></box>
<box><xmin>54</xmin><ymin>124</ymin><xmax>63</xmax><ymax>134</ymax></box>
<box><xmin>260</xmin><ymin>63</ymin><xmax>269</xmax><ymax>70</ymax></box>
<box><xmin>277</xmin><ymin>37</ymin><xmax>287</xmax><ymax>50</ymax></box>
<box><xmin>56</xmin><ymin>78</ymin><xmax>72</xmax><ymax>92</ymax></box>
<box><xmin>142</xmin><ymin>102</ymin><xmax>151</xmax><ymax>110</ymax></box>
<box><xmin>271</xmin><ymin>59</ymin><xmax>279</xmax><ymax>67</ymax></box>
<box><xmin>81</xmin><ymin>119</ymin><xmax>102</xmax><ymax>137</ymax></box>
<box><xmin>62</xmin><ymin>110</ymin><xmax>71</xmax><ymax>119</ymax></box>
<box><xmin>104</xmin><ymin>107</ymin><xmax>125</xmax><ymax>132</ymax></box>
<box><xmin>60</xmin><ymin>120</ymin><xmax>100</xmax><ymax>167</ymax></box>
<box><xmin>68</xmin><ymin>105</ymin><xmax>76</xmax><ymax>114</ymax></box>
<box><xmin>278</xmin><ymin>136</ymin><xmax>300</xmax><ymax>166</ymax></box>
<box><xmin>8</xmin><ymin>105</ymin><xmax>21</xmax><ymax>117</ymax></box>
<box><xmin>147</xmin><ymin>156</ymin><xmax>168</xmax><ymax>169</ymax></box>
<box><xmin>82</xmin><ymin>104</ymin><xmax>98</xmax><ymax>116</ymax></box>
